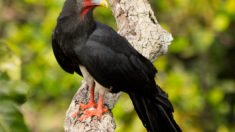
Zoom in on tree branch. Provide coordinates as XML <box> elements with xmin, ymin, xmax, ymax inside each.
<box><xmin>64</xmin><ymin>0</ymin><xmax>173</xmax><ymax>131</ymax></box>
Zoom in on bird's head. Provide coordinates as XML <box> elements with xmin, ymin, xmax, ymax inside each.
<box><xmin>57</xmin><ymin>0</ymin><xmax>108</xmax><ymax>33</ymax></box>
<box><xmin>61</xmin><ymin>0</ymin><xmax>108</xmax><ymax>18</ymax></box>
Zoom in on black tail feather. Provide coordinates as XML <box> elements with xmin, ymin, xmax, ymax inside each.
<box><xmin>129</xmin><ymin>86</ymin><xmax>181</xmax><ymax>132</ymax></box>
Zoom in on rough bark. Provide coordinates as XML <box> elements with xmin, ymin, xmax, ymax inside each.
<box><xmin>64</xmin><ymin>0</ymin><xmax>173</xmax><ymax>131</ymax></box>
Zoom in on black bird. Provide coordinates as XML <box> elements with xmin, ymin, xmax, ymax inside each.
<box><xmin>52</xmin><ymin>0</ymin><xmax>181</xmax><ymax>131</ymax></box>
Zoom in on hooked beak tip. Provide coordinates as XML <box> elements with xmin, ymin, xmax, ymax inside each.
<box><xmin>100</xmin><ymin>0</ymin><xmax>108</xmax><ymax>8</ymax></box>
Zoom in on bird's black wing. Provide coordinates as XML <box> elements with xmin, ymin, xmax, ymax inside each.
<box><xmin>52</xmin><ymin>32</ymin><xmax>80</xmax><ymax>75</ymax></box>
<box><xmin>77</xmin><ymin>22</ymin><xmax>157</xmax><ymax>94</ymax></box>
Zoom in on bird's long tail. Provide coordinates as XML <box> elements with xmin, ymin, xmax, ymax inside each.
<box><xmin>129</xmin><ymin>85</ymin><xmax>181</xmax><ymax>132</ymax></box>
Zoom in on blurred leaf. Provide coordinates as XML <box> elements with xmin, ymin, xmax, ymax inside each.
<box><xmin>0</xmin><ymin>42</ymin><xmax>21</xmax><ymax>80</ymax></box>
<box><xmin>170</xmin><ymin>37</ymin><xmax>189</xmax><ymax>53</ymax></box>
<box><xmin>218</xmin><ymin>103</ymin><xmax>230</xmax><ymax>114</ymax></box>
<box><xmin>208</xmin><ymin>88</ymin><xmax>224</xmax><ymax>105</ymax></box>
<box><xmin>24</xmin><ymin>0</ymin><xmax>36</xmax><ymax>4</ymax></box>
<box><xmin>225</xmin><ymin>0</ymin><xmax>235</xmax><ymax>15</ymax></box>
<box><xmin>154</xmin><ymin>56</ymin><xmax>167</xmax><ymax>71</ymax></box>
<box><xmin>193</xmin><ymin>29</ymin><xmax>214</xmax><ymax>52</ymax></box>
<box><xmin>217</xmin><ymin>126</ymin><xmax>229</xmax><ymax>132</ymax></box>
<box><xmin>0</xmin><ymin>42</ymin><xmax>29</xmax><ymax>132</ymax></box>
<box><xmin>213</xmin><ymin>14</ymin><xmax>230</xmax><ymax>32</ymax></box>
<box><xmin>0</xmin><ymin>101</ymin><xmax>29</xmax><ymax>132</ymax></box>
<box><xmin>0</xmin><ymin>80</ymin><xmax>28</xmax><ymax>105</ymax></box>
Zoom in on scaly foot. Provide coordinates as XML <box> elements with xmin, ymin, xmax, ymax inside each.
<box><xmin>79</xmin><ymin>107</ymin><xmax>108</xmax><ymax>121</ymax></box>
<box><xmin>79</xmin><ymin>93</ymin><xmax>108</xmax><ymax>121</ymax></box>
<box><xmin>79</xmin><ymin>101</ymin><xmax>98</xmax><ymax>110</ymax></box>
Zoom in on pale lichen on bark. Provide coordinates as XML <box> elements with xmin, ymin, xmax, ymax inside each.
<box><xmin>110</xmin><ymin>0</ymin><xmax>173</xmax><ymax>62</ymax></box>
<box><xmin>64</xmin><ymin>0</ymin><xmax>173</xmax><ymax>131</ymax></box>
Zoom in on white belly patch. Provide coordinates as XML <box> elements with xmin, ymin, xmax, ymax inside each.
<box><xmin>79</xmin><ymin>65</ymin><xmax>111</xmax><ymax>94</ymax></box>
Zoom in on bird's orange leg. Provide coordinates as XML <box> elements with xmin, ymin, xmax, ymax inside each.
<box><xmin>79</xmin><ymin>94</ymin><xmax>108</xmax><ymax>121</ymax></box>
<box><xmin>73</xmin><ymin>83</ymin><xmax>98</xmax><ymax>118</ymax></box>
<box><xmin>79</xmin><ymin>83</ymin><xmax>98</xmax><ymax>110</ymax></box>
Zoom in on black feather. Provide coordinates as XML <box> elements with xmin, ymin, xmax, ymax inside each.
<box><xmin>52</xmin><ymin>33</ymin><xmax>76</xmax><ymax>74</ymax></box>
<box><xmin>129</xmin><ymin>85</ymin><xmax>182</xmax><ymax>132</ymax></box>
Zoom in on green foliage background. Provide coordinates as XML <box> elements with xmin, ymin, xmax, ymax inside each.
<box><xmin>0</xmin><ymin>0</ymin><xmax>235</xmax><ymax>131</ymax></box>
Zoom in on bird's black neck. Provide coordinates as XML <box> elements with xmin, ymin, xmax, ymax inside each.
<box><xmin>56</xmin><ymin>9</ymin><xmax>96</xmax><ymax>37</ymax></box>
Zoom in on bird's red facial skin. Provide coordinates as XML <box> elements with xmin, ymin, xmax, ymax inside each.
<box><xmin>81</xmin><ymin>6</ymin><xmax>93</xmax><ymax>17</ymax></box>
<box><xmin>81</xmin><ymin>0</ymin><xmax>96</xmax><ymax>17</ymax></box>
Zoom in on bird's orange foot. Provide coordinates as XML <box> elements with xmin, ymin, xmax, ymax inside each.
<box><xmin>79</xmin><ymin>101</ymin><xmax>98</xmax><ymax>110</ymax></box>
<box><xmin>79</xmin><ymin>107</ymin><xmax>108</xmax><ymax>121</ymax></box>
<box><xmin>73</xmin><ymin>101</ymin><xmax>98</xmax><ymax>119</ymax></box>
